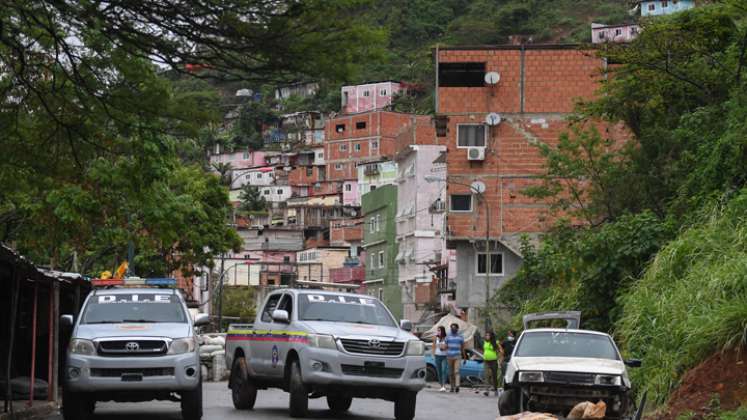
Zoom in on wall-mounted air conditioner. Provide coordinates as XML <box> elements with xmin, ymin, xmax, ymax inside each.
<box><xmin>467</xmin><ymin>147</ymin><xmax>485</xmax><ymax>161</ymax></box>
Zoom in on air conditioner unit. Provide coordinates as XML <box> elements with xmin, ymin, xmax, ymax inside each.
<box><xmin>467</xmin><ymin>147</ymin><xmax>485</xmax><ymax>161</ymax></box>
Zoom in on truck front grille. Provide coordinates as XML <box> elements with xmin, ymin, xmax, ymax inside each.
<box><xmin>339</xmin><ymin>339</ymin><xmax>404</xmax><ymax>356</ymax></box>
<box><xmin>90</xmin><ymin>367</ymin><xmax>174</xmax><ymax>377</ymax></box>
<box><xmin>543</xmin><ymin>371</ymin><xmax>595</xmax><ymax>385</ymax></box>
<box><xmin>97</xmin><ymin>340</ymin><xmax>168</xmax><ymax>356</ymax></box>
<box><xmin>341</xmin><ymin>364</ymin><xmax>404</xmax><ymax>378</ymax></box>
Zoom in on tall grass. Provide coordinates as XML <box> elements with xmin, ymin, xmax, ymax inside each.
<box><xmin>616</xmin><ymin>191</ymin><xmax>747</xmax><ymax>405</ymax></box>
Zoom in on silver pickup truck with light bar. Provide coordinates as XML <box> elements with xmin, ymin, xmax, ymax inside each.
<box><xmin>499</xmin><ymin>312</ymin><xmax>643</xmax><ymax>419</ymax></box>
<box><xmin>225</xmin><ymin>289</ymin><xmax>426</xmax><ymax>420</ymax></box>
<box><xmin>61</xmin><ymin>287</ymin><xmax>209</xmax><ymax>420</ymax></box>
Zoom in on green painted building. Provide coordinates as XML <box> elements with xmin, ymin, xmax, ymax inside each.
<box><xmin>362</xmin><ymin>184</ymin><xmax>401</xmax><ymax>319</ymax></box>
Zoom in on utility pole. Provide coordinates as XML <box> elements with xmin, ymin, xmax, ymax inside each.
<box><xmin>216</xmin><ymin>253</ymin><xmax>225</xmax><ymax>331</ymax></box>
<box><xmin>483</xmin><ymin>192</ymin><xmax>491</xmax><ymax>333</ymax></box>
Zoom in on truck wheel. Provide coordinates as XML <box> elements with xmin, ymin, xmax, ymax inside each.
<box><xmin>498</xmin><ymin>388</ymin><xmax>519</xmax><ymax>416</ymax></box>
<box><xmin>394</xmin><ymin>391</ymin><xmax>417</xmax><ymax>420</ymax></box>
<box><xmin>425</xmin><ymin>365</ymin><xmax>438</xmax><ymax>382</ymax></box>
<box><xmin>288</xmin><ymin>359</ymin><xmax>308</xmax><ymax>418</ymax></box>
<box><xmin>181</xmin><ymin>375</ymin><xmax>203</xmax><ymax>420</ymax></box>
<box><xmin>327</xmin><ymin>395</ymin><xmax>353</xmax><ymax>413</ymax></box>
<box><xmin>231</xmin><ymin>357</ymin><xmax>257</xmax><ymax>409</ymax></box>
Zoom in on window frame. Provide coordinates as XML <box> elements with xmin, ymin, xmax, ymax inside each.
<box><xmin>356</xmin><ymin>121</ymin><xmax>367</xmax><ymax>130</ymax></box>
<box><xmin>457</xmin><ymin>124</ymin><xmax>488</xmax><ymax>148</ymax></box>
<box><xmin>438</xmin><ymin>62</ymin><xmax>487</xmax><ymax>88</ymax></box>
<box><xmin>370</xmin><ymin>140</ymin><xmax>379</xmax><ymax>150</ymax></box>
<box><xmin>369</xmin><ymin>216</ymin><xmax>376</xmax><ymax>233</ymax></box>
<box><xmin>335</xmin><ymin>163</ymin><xmax>343</xmax><ymax>170</ymax></box>
<box><xmin>475</xmin><ymin>252</ymin><xmax>504</xmax><ymax>276</ymax></box>
<box><xmin>339</xmin><ymin>143</ymin><xmax>348</xmax><ymax>152</ymax></box>
<box><xmin>378</xmin><ymin>251</ymin><xmax>385</xmax><ymax>268</ymax></box>
<box><xmin>450</xmin><ymin>194</ymin><xmax>473</xmax><ymax>212</ymax></box>
<box><xmin>354</xmin><ymin>143</ymin><xmax>362</xmax><ymax>152</ymax></box>
<box><xmin>261</xmin><ymin>293</ymin><xmax>283</xmax><ymax>323</ymax></box>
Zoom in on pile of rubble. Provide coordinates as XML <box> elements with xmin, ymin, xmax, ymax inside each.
<box><xmin>498</xmin><ymin>401</ymin><xmax>607</xmax><ymax>420</ymax></box>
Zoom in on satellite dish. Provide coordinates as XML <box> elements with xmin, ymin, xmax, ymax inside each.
<box><xmin>485</xmin><ymin>72</ymin><xmax>501</xmax><ymax>85</ymax></box>
<box><xmin>485</xmin><ymin>113</ymin><xmax>502</xmax><ymax>126</ymax></box>
<box><xmin>470</xmin><ymin>181</ymin><xmax>486</xmax><ymax>194</ymax></box>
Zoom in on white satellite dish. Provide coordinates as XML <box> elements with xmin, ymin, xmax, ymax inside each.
<box><xmin>485</xmin><ymin>113</ymin><xmax>502</xmax><ymax>126</ymax></box>
<box><xmin>470</xmin><ymin>181</ymin><xmax>486</xmax><ymax>194</ymax></box>
<box><xmin>484</xmin><ymin>72</ymin><xmax>501</xmax><ymax>85</ymax></box>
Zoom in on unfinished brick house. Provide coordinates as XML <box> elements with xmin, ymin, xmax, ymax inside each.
<box><xmin>436</xmin><ymin>45</ymin><xmax>615</xmax><ymax>324</ymax></box>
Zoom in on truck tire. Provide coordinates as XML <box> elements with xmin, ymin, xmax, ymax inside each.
<box><xmin>181</xmin><ymin>375</ymin><xmax>203</xmax><ymax>420</ymax></box>
<box><xmin>62</xmin><ymin>388</ymin><xmax>94</xmax><ymax>420</ymax></box>
<box><xmin>231</xmin><ymin>357</ymin><xmax>257</xmax><ymax>409</ymax></box>
<box><xmin>425</xmin><ymin>365</ymin><xmax>438</xmax><ymax>382</ymax></box>
<box><xmin>394</xmin><ymin>390</ymin><xmax>417</xmax><ymax>420</ymax></box>
<box><xmin>288</xmin><ymin>359</ymin><xmax>308</xmax><ymax>418</ymax></box>
<box><xmin>327</xmin><ymin>395</ymin><xmax>353</xmax><ymax>413</ymax></box>
<box><xmin>498</xmin><ymin>388</ymin><xmax>519</xmax><ymax>416</ymax></box>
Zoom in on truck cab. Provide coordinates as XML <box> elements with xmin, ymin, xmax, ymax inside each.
<box><xmin>225</xmin><ymin>289</ymin><xmax>426</xmax><ymax>420</ymax></box>
<box><xmin>61</xmin><ymin>287</ymin><xmax>209</xmax><ymax>420</ymax></box>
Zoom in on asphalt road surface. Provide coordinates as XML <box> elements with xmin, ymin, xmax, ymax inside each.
<box><xmin>43</xmin><ymin>382</ymin><xmax>499</xmax><ymax>420</ymax></box>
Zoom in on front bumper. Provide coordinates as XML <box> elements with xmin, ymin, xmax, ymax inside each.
<box><xmin>65</xmin><ymin>352</ymin><xmax>200</xmax><ymax>392</ymax></box>
<box><xmin>521</xmin><ymin>384</ymin><xmax>630</xmax><ymax>417</ymax></box>
<box><xmin>298</xmin><ymin>347</ymin><xmax>426</xmax><ymax>392</ymax></box>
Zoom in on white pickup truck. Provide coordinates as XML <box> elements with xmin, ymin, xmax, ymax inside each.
<box><xmin>224</xmin><ymin>289</ymin><xmax>427</xmax><ymax>419</ymax></box>
<box><xmin>499</xmin><ymin>312</ymin><xmax>642</xmax><ymax>419</ymax></box>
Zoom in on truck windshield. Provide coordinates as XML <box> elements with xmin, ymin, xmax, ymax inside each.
<box><xmin>298</xmin><ymin>293</ymin><xmax>396</xmax><ymax>327</ymax></box>
<box><xmin>515</xmin><ymin>331</ymin><xmax>620</xmax><ymax>360</ymax></box>
<box><xmin>81</xmin><ymin>293</ymin><xmax>187</xmax><ymax>324</ymax></box>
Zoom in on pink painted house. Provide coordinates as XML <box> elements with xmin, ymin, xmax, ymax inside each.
<box><xmin>341</xmin><ymin>81</ymin><xmax>403</xmax><ymax>114</ymax></box>
<box><xmin>591</xmin><ymin>23</ymin><xmax>640</xmax><ymax>44</ymax></box>
<box><xmin>209</xmin><ymin>149</ymin><xmax>267</xmax><ymax>169</ymax></box>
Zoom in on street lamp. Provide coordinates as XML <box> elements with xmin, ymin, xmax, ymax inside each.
<box><xmin>425</xmin><ymin>175</ymin><xmax>493</xmax><ymax>332</ymax></box>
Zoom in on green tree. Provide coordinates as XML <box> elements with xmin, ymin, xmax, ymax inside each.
<box><xmin>220</xmin><ymin>287</ymin><xmax>257</xmax><ymax>322</ymax></box>
<box><xmin>238</xmin><ymin>185</ymin><xmax>268</xmax><ymax>216</ymax></box>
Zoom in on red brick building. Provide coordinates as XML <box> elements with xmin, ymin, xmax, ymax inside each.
<box><xmin>436</xmin><ymin>45</ymin><xmax>618</xmax><ymax>322</ymax></box>
<box><xmin>324</xmin><ymin>111</ymin><xmax>432</xmax><ymax>182</ymax></box>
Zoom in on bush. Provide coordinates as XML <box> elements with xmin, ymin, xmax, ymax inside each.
<box><xmin>617</xmin><ymin>190</ymin><xmax>747</xmax><ymax>405</ymax></box>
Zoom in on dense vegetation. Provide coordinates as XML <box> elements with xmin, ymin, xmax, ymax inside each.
<box><xmin>494</xmin><ymin>1</ymin><xmax>747</xmax><ymax>409</ymax></box>
<box><xmin>0</xmin><ymin>1</ymin><xmax>380</xmax><ymax>276</ymax></box>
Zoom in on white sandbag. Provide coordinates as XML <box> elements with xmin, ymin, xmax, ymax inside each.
<box><xmin>199</xmin><ymin>344</ymin><xmax>222</xmax><ymax>354</ymax></box>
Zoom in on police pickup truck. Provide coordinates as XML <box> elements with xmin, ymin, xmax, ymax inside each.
<box><xmin>225</xmin><ymin>289</ymin><xmax>427</xmax><ymax>420</ymax></box>
<box><xmin>61</xmin><ymin>286</ymin><xmax>209</xmax><ymax>420</ymax></box>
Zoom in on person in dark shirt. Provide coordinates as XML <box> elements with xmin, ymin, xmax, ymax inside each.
<box><xmin>499</xmin><ymin>330</ymin><xmax>516</xmax><ymax>387</ymax></box>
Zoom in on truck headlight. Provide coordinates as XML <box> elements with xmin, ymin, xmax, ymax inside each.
<box><xmin>594</xmin><ymin>374</ymin><xmax>622</xmax><ymax>386</ymax></box>
<box><xmin>518</xmin><ymin>371</ymin><xmax>544</xmax><ymax>383</ymax></box>
<box><xmin>168</xmin><ymin>338</ymin><xmax>196</xmax><ymax>355</ymax></box>
<box><xmin>405</xmin><ymin>340</ymin><xmax>425</xmax><ymax>356</ymax></box>
<box><xmin>308</xmin><ymin>334</ymin><xmax>337</xmax><ymax>350</ymax></box>
<box><xmin>69</xmin><ymin>339</ymin><xmax>96</xmax><ymax>355</ymax></box>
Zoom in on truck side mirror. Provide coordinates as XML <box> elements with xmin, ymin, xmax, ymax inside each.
<box><xmin>400</xmin><ymin>319</ymin><xmax>413</xmax><ymax>332</ymax></box>
<box><xmin>60</xmin><ymin>314</ymin><xmax>74</xmax><ymax>328</ymax></box>
<box><xmin>193</xmin><ymin>313</ymin><xmax>210</xmax><ymax>327</ymax></box>
<box><xmin>272</xmin><ymin>309</ymin><xmax>290</xmax><ymax>324</ymax></box>
<box><xmin>625</xmin><ymin>359</ymin><xmax>642</xmax><ymax>368</ymax></box>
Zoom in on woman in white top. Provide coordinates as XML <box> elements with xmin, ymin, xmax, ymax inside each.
<box><xmin>432</xmin><ymin>326</ymin><xmax>449</xmax><ymax>392</ymax></box>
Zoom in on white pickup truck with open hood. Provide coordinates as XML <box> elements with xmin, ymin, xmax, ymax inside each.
<box><xmin>499</xmin><ymin>312</ymin><xmax>642</xmax><ymax>419</ymax></box>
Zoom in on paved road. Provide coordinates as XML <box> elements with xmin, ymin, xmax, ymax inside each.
<box><xmin>44</xmin><ymin>382</ymin><xmax>499</xmax><ymax>420</ymax></box>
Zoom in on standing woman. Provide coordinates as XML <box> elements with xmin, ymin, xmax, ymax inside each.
<box><xmin>432</xmin><ymin>326</ymin><xmax>449</xmax><ymax>392</ymax></box>
<box><xmin>482</xmin><ymin>331</ymin><xmax>499</xmax><ymax>396</ymax></box>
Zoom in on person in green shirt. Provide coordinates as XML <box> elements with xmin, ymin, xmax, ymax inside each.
<box><xmin>482</xmin><ymin>331</ymin><xmax>500</xmax><ymax>396</ymax></box>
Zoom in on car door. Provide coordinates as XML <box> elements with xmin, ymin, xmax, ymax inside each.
<box><xmin>462</xmin><ymin>349</ymin><xmax>485</xmax><ymax>380</ymax></box>
<box><xmin>269</xmin><ymin>293</ymin><xmax>295</xmax><ymax>375</ymax></box>
<box><xmin>251</xmin><ymin>293</ymin><xmax>282</xmax><ymax>377</ymax></box>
